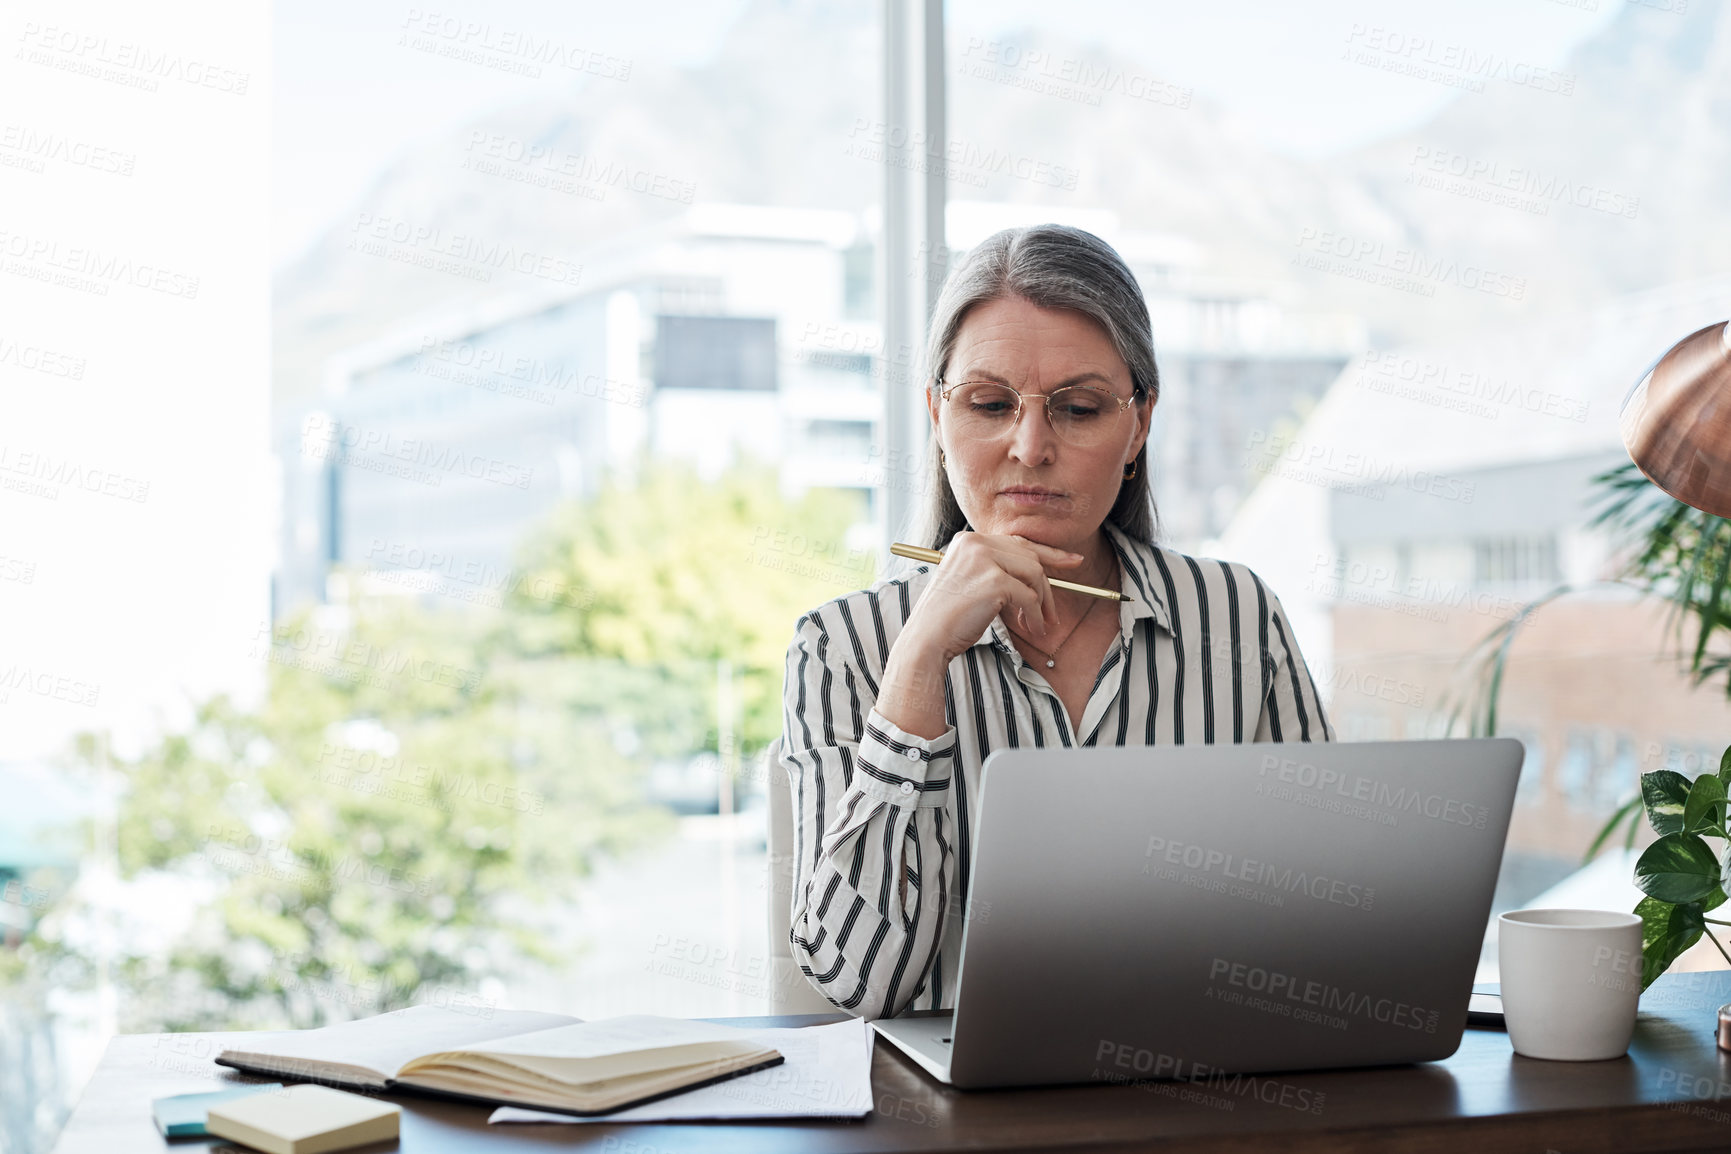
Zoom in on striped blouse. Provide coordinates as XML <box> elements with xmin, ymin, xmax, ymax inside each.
<box><xmin>777</xmin><ymin>521</ymin><xmax>1334</xmax><ymax>1020</ymax></box>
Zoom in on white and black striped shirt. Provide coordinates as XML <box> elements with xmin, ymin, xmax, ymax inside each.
<box><xmin>778</xmin><ymin>522</ymin><xmax>1334</xmax><ymax>1019</ymax></box>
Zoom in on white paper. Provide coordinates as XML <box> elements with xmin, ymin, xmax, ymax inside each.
<box><xmin>487</xmin><ymin>1019</ymin><xmax>874</xmax><ymax>1123</ymax></box>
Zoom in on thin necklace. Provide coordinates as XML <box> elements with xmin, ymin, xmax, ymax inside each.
<box><xmin>1009</xmin><ymin>594</ymin><xmax>1103</xmax><ymax>669</ymax></box>
<box><xmin>1005</xmin><ymin>555</ymin><xmax>1120</xmax><ymax>669</ymax></box>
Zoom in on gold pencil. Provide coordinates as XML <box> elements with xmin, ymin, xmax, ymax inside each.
<box><xmin>889</xmin><ymin>542</ymin><xmax>1131</xmax><ymax>602</ymax></box>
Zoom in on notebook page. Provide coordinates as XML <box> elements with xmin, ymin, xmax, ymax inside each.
<box><xmin>218</xmin><ymin>1005</ymin><xmax>580</xmax><ymax>1081</ymax></box>
<box><xmin>488</xmin><ymin>1019</ymin><xmax>873</xmax><ymax>1122</ymax></box>
<box><xmin>458</xmin><ymin>1016</ymin><xmax>768</xmax><ymax>1059</ymax></box>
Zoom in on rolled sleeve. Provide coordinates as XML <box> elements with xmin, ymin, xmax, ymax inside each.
<box><xmin>855</xmin><ymin>711</ymin><xmax>956</xmax><ymax>808</ymax></box>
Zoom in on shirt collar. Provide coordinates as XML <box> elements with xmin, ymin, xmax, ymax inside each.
<box><xmin>965</xmin><ymin>523</ymin><xmax>1174</xmax><ymax>656</ymax></box>
<box><xmin>1103</xmin><ymin>521</ymin><xmax>1173</xmax><ymax>638</ymax></box>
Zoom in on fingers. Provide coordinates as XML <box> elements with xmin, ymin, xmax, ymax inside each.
<box><xmin>1036</xmin><ymin>561</ymin><xmax>1058</xmax><ymax>633</ymax></box>
<box><xmin>1008</xmin><ymin>536</ymin><xmax>1086</xmax><ymax>568</ymax></box>
<box><xmin>986</xmin><ymin>545</ymin><xmax>1057</xmax><ymax>633</ymax></box>
<box><xmin>1004</xmin><ymin>579</ymin><xmax>1048</xmax><ymax>639</ymax></box>
<box><xmin>953</xmin><ymin>532</ymin><xmax>1090</xmax><ymax>633</ymax></box>
<box><xmin>1001</xmin><ymin>537</ymin><xmax>1080</xmax><ymax>627</ymax></box>
<box><xmin>935</xmin><ymin>531</ymin><xmax>1090</xmax><ymax>638</ymax></box>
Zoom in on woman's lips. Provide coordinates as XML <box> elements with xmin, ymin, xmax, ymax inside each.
<box><xmin>999</xmin><ymin>487</ymin><xmax>1066</xmax><ymax>506</ymax></box>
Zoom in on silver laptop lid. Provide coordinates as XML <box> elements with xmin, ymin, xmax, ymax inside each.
<box><xmin>945</xmin><ymin>738</ymin><xmax>1522</xmax><ymax>1088</ymax></box>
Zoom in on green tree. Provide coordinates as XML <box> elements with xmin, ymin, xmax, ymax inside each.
<box><xmin>509</xmin><ymin>458</ymin><xmax>875</xmax><ymax>755</ymax></box>
<box><xmin>11</xmin><ymin>459</ymin><xmax>873</xmax><ymax>1032</ymax></box>
<box><xmin>38</xmin><ymin>599</ymin><xmax>668</xmax><ymax>1033</ymax></box>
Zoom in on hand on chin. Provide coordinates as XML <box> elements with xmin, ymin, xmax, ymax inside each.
<box><xmin>977</xmin><ymin>510</ymin><xmax>1079</xmax><ymax>552</ymax></box>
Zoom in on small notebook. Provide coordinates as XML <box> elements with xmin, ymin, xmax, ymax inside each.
<box><xmin>205</xmin><ymin>1085</ymin><xmax>398</xmax><ymax>1154</ymax></box>
<box><xmin>214</xmin><ymin>1006</ymin><xmax>784</xmax><ymax>1116</ymax></box>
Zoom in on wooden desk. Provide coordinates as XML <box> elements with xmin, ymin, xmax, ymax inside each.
<box><xmin>50</xmin><ymin>972</ymin><xmax>1731</xmax><ymax>1154</ymax></box>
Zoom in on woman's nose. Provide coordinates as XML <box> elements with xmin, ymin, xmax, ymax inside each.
<box><xmin>1006</xmin><ymin>398</ymin><xmax>1057</xmax><ymax>464</ymax></box>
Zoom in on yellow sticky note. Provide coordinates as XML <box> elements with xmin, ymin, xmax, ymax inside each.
<box><xmin>205</xmin><ymin>1084</ymin><xmax>399</xmax><ymax>1154</ymax></box>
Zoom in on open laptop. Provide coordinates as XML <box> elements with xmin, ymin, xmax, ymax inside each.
<box><xmin>871</xmin><ymin>738</ymin><xmax>1523</xmax><ymax>1088</ymax></box>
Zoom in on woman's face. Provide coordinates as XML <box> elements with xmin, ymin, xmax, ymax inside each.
<box><xmin>929</xmin><ymin>294</ymin><xmax>1152</xmax><ymax>554</ymax></box>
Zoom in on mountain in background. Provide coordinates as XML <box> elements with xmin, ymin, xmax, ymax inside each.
<box><xmin>1340</xmin><ymin>2</ymin><xmax>1731</xmax><ymax>340</ymax></box>
<box><xmin>273</xmin><ymin>0</ymin><xmax>1731</xmax><ymax>407</ymax></box>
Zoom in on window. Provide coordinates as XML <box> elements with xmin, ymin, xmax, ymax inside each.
<box><xmin>1473</xmin><ymin>535</ymin><xmax>1560</xmax><ymax>588</ymax></box>
<box><xmin>843</xmin><ymin>242</ymin><xmax>876</xmax><ymax>320</ymax></box>
<box><xmin>1506</xmin><ymin>728</ymin><xmax>1545</xmax><ymax>807</ymax></box>
<box><xmin>1558</xmin><ymin>729</ymin><xmax>1638</xmax><ymax>814</ymax></box>
<box><xmin>14</xmin><ymin>2</ymin><xmax>1727</xmax><ymax>1143</ymax></box>
<box><xmin>654</xmin><ymin>316</ymin><xmax>779</xmax><ymax>392</ymax></box>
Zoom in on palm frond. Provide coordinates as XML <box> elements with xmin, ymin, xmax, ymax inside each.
<box><xmin>1589</xmin><ymin>462</ymin><xmax>1731</xmax><ymax>696</ymax></box>
<box><xmin>1443</xmin><ymin>585</ymin><xmax>1572</xmax><ymax>738</ymax></box>
<box><xmin>1446</xmin><ymin>462</ymin><xmax>1731</xmax><ymax>738</ymax></box>
<box><xmin>1584</xmin><ymin>794</ymin><xmax>1643</xmax><ymax>863</ymax></box>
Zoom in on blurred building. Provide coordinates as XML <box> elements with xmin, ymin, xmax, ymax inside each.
<box><xmin>1321</xmin><ymin>448</ymin><xmax>1731</xmax><ymax>858</ymax></box>
<box><xmin>275</xmin><ymin>204</ymin><xmax>881</xmax><ymax>616</ymax></box>
<box><xmin>275</xmin><ymin>199</ymin><xmax>1363</xmax><ymax>617</ymax></box>
<box><xmin>1219</xmin><ymin>276</ymin><xmax>1731</xmax><ymax>871</ymax></box>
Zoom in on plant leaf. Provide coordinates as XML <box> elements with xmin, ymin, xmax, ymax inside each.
<box><xmin>1704</xmin><ymin>886</ymin><xmax>1728</xmax><ymax>912</ymax></box>
<box><xmin>1588</xmin><ymin>463</ymin><xmax>1731</xmax><ymax>697</ymax></box>
<box><xmin>1692</xmin><ymin>512</ymin><xmax>1731</xmax><ymax>672</ymax></box>
<box><xmin>1720</xmin><ymin>743</ymin><xmax>1731</xmax><ymax>792</ymax></box>
<box><xmin>1685</xmin><ymin>773</ymin><xmax>1729</xmax><ymax>834</ymax></box>
<box><xmin>1634</xmin><ymin>833</ymin><xmax>1722</xmax><ymax>903</ymax></box>
<box><xmin>1642</xmin><ymin>770</ymin><xmax>1693</xmax><ymax>836</ymax></box>
<box><xmin>1439</xmin><ymin>586</ymin><xmax>1571</xmax><ymax>739</ymax></box>
<box><xmin>1636</xmin><ymin>896</ymin><xmax>1705</xmax><ymax>990</ymax></box>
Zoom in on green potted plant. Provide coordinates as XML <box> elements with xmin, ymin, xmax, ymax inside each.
<box><xmin>1591</xmin><ymin>756</ymin><xmax>1731</xmax><ymax>987</ymax></box>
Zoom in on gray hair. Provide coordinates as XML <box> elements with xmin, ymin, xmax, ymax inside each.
<box><xmin>909</xmin><ymin>224</ymin><xmax>1161</xmax><ymax>549</ymax></box>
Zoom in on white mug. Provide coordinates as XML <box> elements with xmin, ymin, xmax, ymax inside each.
<box><xmin>1498</xmin><ymin>908</ymin><xmax>1643</xmax><ymax>1061</ymax></box>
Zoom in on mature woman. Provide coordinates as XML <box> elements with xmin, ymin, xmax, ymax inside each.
<box><xmin>779</xmin><ymin>225</ymin><xmax>1332</xmax><ymax>1020</ymax></box>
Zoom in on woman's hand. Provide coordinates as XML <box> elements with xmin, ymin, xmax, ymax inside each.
<box><xmin>906</xmin><ymin>532</ymin><xmax>1086</xmax><ymax>662</ymax></box>
<box><xmin>877</xmin><ymin>533</ymin><xmax>1085</xmax><ymax>739</ymax></box>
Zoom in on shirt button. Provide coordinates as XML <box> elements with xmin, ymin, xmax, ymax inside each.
<box><xmin>899</xmin><ymin>781</ymin><xmax>915</xmax><ymax>795</ymax></box>
<box><xmin>903</xmin><ymin>748</ymin><xmax>921</xmax><ymax>762</ymax></box>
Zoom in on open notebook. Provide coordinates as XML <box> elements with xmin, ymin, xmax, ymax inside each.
<box><xmin>214</xmin><ymin>1006</ymin><xmax>784</xmax><ymax>1116</ymax></box>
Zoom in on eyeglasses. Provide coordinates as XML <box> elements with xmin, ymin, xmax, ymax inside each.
<box><xmin>936</xmin><ymin>379</ymin><xmax>1141</xmax><ymax>449</ymax></box>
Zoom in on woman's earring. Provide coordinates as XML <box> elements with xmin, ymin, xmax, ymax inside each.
<box><xmin>939</xmin><ymin>447</ymin><xmax>947</xmax><ymax>469</ymax></box>
<box><xmin>1122</xmin><ymin>459</ymin><xmax>1138</xmax><ymax>481</ymax></box>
